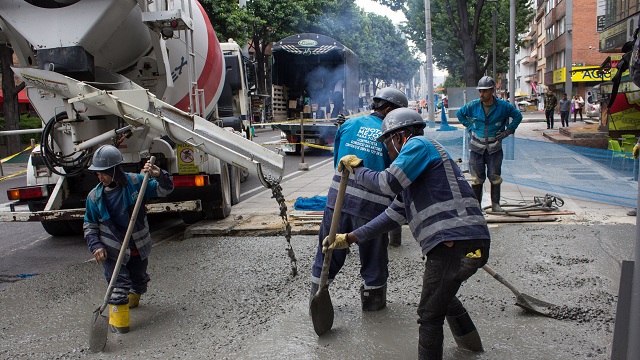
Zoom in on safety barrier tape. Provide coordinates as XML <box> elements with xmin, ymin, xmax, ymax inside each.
<box><xmin>262</xmin><ymin>112</ymin><xmax>363</xmax><ymax>127</ymax></box>
<box><xmin>0</xmin><ymin>144</ymin><xmax>35</xmax><ymax>182</ymax></box>
<box><xmin>1</xmin><ymin>144</ymin><xmax>34</xmax><ymax>163</ymax></box>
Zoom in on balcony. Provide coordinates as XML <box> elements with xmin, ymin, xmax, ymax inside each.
<box><xmin>521</xmin><ymin>56</ymin><xmax>536</xmax><ymax>65</ymax></box>
<box><xmin>525</xmin><ymin>74</ymin><xmax>538</xmax><ymax>82</ymax></box>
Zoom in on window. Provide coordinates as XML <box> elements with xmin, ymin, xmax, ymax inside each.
<box><xmin>558</xmin><ymin>16</ymin><xmax>565</xmax><ymax>35</ymax></box>
<box><xmin>557</xmin><ymin>50</ymin><xmax>565</xmax><ymax>68</ymax></box>
<box><xmin>546</xmin><ymin>0</ymin><xmax>555</xmax><ymax>13</ymax></box>
<box><xmin>546</xmin><ymin>56</ymin><xmax>554</xmax><ymax>71</ymax></box>
<box><xmin>545</xmin><ymin>24</ymin><xmax>555</xmax><ymax>42</ymax></box>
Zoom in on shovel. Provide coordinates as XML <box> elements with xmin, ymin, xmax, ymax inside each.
<box><xmin>482</xmin><ymin>264</ymin><xmax>558</xmax><ymax>317</ymax></box>
<box><xmin>89</xmin><ymin>156</ymin><xmax>156</xmax><ymax>352</ymax></box>
<box><xmin>310</xmin><ymin>168</ymin><xmax>349</xmax><ymax>336</ymax></box>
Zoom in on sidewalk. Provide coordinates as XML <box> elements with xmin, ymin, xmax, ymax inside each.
<box><xmin>187</xmin><ymin>121</ymin><xmax>637</xmax><ymax>238</ymax></box>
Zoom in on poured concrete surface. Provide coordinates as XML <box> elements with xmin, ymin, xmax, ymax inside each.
<box><xmin>0</xmin><ymin>222</ymin><xmax>632</xmax><ymax>359</ymax></box>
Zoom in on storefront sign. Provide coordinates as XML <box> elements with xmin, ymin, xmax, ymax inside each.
<box><xmin>552</xmin><ymin>66</ymin><xmax>613</xmax><ymax>84</ymax></box>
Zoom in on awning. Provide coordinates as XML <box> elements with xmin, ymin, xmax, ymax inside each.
<box><xmin>0</xmin><ymin>89</ymin><xmax>29</xmax><ymax>104</ymax></box>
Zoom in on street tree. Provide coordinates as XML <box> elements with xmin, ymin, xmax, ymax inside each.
<box><xmin>0</xmin><ymin>44</ymin><xmax>24</xmax><ymax>155</ymax></box>
<box><xmin>377</xmin><ymin>0</ymin><xmax>533</xmax><ymax>87</ymax></box>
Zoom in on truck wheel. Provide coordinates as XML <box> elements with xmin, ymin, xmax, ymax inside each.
<box><xmin>28</xmin><ymin>202</ymin><xmax>76</xmax><ymax>237</ymax></box>
<box><xmin>208</xmin><ymin>162</ymin><xmax>232</xmax><ymax>219</ymax></box>
<box><xmin>229</xmin><ymin>164</ymin><xmax>241</xmax><ymax>205</ymax></box>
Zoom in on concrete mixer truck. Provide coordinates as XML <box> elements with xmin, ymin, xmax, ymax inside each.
<box><xmin>0</xmin><ymin>0</ymin><xmax>284</xmax><ymax>236</ymax></box>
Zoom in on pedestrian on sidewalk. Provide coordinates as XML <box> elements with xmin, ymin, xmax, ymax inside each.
<box><xmin>84</xmin><ymin>145</ymin><xmax>174</xmax><ymax>334</ymax></box>
<box><xmin>310</xmin><ymin>87</ymin><xmax>407</xmax><ymax>312</ymax></box>
<box><xmin>558</xmin><ymin>93</ymin><xmax>571</xmax><ymax>127</ymax></box>
<box><xmin>544</xmin><ymin>89</ymin><xmax>558</xmax><ymax>129</ymax></box>
<box><xmin>327</xmin><ymin>108</ymin><xmax>491</xmax><ymax>359</ymax></box>
<box><xmin>572</xmin><ymin>94</ymin><xmax>584</xmax><ymax>122</ymax></box>
<box><xmin>457</xmin><ymin>76</ymin><xmax>523</xmax><ymax>212</ymax></box>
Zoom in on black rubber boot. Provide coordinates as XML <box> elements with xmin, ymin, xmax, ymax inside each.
<box><xmin>490</xmin><ymin>183</ymin><xmax>503</xmax><ymax>212</ymax></box>
<box><xmin>446</xmin><ymin>311</ymin><xmax>484</xmax><ymax>352</ymax></box>
<box><xmin>389</xmin><ymin>227</ymin><xmax>402</xmax><ymax>247</ymax></box>
<box><xmin>361</xmin><ymin>284</ymin><xmax>386</xmax><ymax>311</ymax></box>
<box><xmin>418</xmin><ymin>343</ymin><xmax>443</xmax><ymax>360</ymax></box>
<box><xmin>472</xmin><ymin>184</ymin><xmax>483</xmax><ymax>206</ymax></box>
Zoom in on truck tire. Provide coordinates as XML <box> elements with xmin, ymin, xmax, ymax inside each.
<box><xmin>208</xmin><ymin>162</ymin><xmax>232</xmax><ymax>219</ymax></box>
<box><xmin>28</xmin><ymin>202</ymin><xmax>77</xmax><ymax>237</ymax></box>
<box><xmin>229</xmin><ymin>164</ymin><xmax>241</xmax><ymax>205</ymax></box>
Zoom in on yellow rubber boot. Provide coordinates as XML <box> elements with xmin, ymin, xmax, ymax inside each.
<box><xmin>109</xmin><ymin>304</ymin><xmax>130</xmax><ymax>334</ymax></box>
<box><xmin>128</xmin><ymin>293</ymin><xmax>141</xmax><ymax>309</ymax></box>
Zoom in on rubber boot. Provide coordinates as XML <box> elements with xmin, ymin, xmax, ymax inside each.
<box><xmin>389</xmin><ymin>227</ymin><xmax>402</xmax><ymax>247</ymax></box>
<box><xmin>446</xmin><ymin>311</ymin><xmax>483</xmax><ymax>352</ymax></box>
<box><xmin>490</xmin><ymin>184</ymin><xmax>503</xmax><ymax>212</ymax></box>
<box><xmin>472</xmin><ymin>184</ymin><xmax>483</xmax><ymax>207</ymax></box>
<box><xmin>128</xmin><ymin>293</ymin><xmax>141</xmax><ymax>309</ymax></box>
<box><xmin>361</xmin><ymin>284</ymin><xmax>386</xmax><ymax>311</ymax></box>
<box><xmin>109</xmin><ymin>304</ymin><xmax>130</xmax><ymax>334</ymax></box>
<box><xmin>418</xmin><ymin>343</ymin><xmax>443</xmax><ymax>360</ymax></box>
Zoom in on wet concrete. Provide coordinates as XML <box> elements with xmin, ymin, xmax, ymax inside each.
<box><xmin>0</xmin><ymin>222</ymin><xmax>633</xmax><ymax>359</ymax></box>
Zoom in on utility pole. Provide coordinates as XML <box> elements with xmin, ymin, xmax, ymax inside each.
<box><xmin>505</xmin><ymin>0</ymin><xmax>516</xmax><ymax>160</ymax></box>
<box><xmin>424</xmin><ymin>0</ymin><xmax>435</xmax><ymax>128</ymax></box>
<box><xmin>565</xmin><ymin>0</ymin><xmax>573</xmax><ymax>97</ymax></box>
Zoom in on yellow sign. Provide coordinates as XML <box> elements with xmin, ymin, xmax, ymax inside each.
<box><xmin>552</xmin><ymin>66</ymin><xmax>613</xmax><ymax>84</ymax></box>
<box><xmin>177</xmin><ymin>144</ymin><xmax>199</xmax><ymax>175</ymax></box>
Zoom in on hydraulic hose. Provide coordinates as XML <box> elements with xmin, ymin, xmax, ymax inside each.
<box><xmin>41</xmin><ymin>112</ymin><xmax>93</xmax><ymax>177</ymax></box>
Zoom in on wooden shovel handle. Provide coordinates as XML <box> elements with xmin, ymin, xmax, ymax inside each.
<box><xmin>318</xmin><ymin>169</ymin><xmax>350</xmax><ymax>289</ymax></box>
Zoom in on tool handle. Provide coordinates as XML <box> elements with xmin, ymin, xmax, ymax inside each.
<box><xmin>318</xmin><ymin>169</ymin><xmax>350</xmax><ymax>290</ymax></box>
<box><xmin>99</xmin><ymin>156</ymin><xmax>156</xmax><ymax>313</ymax></box>
<box><xmin>482</xmin><ymin>264</ymin><xmax>523</xmax><ymax>297</ymax></box>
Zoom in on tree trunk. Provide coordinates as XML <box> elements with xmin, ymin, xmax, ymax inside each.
<box><xmin>252</xmin><ymin>35</ymin><xmax>266</xmax><ymax>95</ymax></box>
<box><xmin>0</xmin><ymin>44</ymin><xmax>23</xmax><ymax>156</ymax></box>
<box><xmin>461</xmin><ymin>40</ymin><xmax>479</xmax><ymax>87</ymax></box>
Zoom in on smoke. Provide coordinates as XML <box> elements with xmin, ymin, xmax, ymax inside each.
<box><xmin>304</xmin><ymin>65</ymin><xmax>344</xmax><ymax>108</ymax></box>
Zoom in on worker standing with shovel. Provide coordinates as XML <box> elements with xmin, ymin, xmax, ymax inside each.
<box><xmin>310</xmin><ymin>87</ymin><xmax>407</xmax><ymax>312</ymax></box>
<box><xmin>324</xmin><ymin>108</ymin><xmax>491</xmax><ymax>359</ymax></box>
<box><xmin>85</xmin><ymin>145</ymin><xmax>174</xmax><ymax>334</ymax></box>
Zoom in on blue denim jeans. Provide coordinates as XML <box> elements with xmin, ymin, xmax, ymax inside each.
<box><xmin>469</xmin><ymin>149</ymin><xmax>503</xmax><ymax>186</ymax></box>
<box><xmin>417</xmin><ymin>239</ymin><xmax>490</xmax><ymax>357</ymax></box>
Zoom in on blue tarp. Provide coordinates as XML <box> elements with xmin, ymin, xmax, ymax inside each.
<box><xmin>294</xmin><ymin>195</ymin><xmax>327</xmax><ymax>211</ymax></box>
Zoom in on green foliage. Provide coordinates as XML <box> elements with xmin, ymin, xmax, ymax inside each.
<box><xmin>0</xmin><ymin>114</ymin><xmax>42</xmax><ymax>144</ymax></box>
<box><xmin>378</xmin><ymin>0</ymin><xmax>534</xmax><ymax>86</ymax></box>
<box><xmin>202</xmin><ymin>0</ymin><xmax>420</xmax><ymax>90</ymax></box>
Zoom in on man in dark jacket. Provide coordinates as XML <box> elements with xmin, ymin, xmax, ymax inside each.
<box><xmin>544</xmin><ymin>89</ymin><xmax>558</xmax><ymax>129</ymax></box>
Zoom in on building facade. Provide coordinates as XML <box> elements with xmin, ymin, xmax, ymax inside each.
<box><xmin>538</xmin><ymin>0</ymin><xmax>610</xmax><ymax>99</ymax></box>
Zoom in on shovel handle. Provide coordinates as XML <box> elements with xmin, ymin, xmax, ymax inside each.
<box><xmin>99</xmin><ymin>156</ymin><xmax>156</xmax><ymax>313</ymax></box>
<box><xmin>482</xmin><ymin>264</ymin><xmax>523</xmax><ymax>297</ymax></box>
<box><xmin>318</xmin><ymin>169</ymin><xmax>350</xmax><ymax>289</ymax></box>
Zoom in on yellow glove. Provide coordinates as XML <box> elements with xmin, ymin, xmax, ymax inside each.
<box><xmin>322</xmin><ymin>233</ymin><xmax>350</xmax><ymax>253</ymax></box>
<box><xmin>634</xmin><ymin>143</ymin><xmax>639</xmax><ymax>159</ymax></box>
<box><xmin>338</xmin><ymin>155</ymin><xmax>362</xmax><ymax>173</ymax></box>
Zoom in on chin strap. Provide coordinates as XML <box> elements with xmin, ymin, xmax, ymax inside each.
<box><xmin>106</xmin><ymin>181</ymin><xmax>118</xmax><ymax>189</ymax></box>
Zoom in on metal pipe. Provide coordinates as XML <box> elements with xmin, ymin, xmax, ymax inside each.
<box><xmin>0</xmin><ymin>128</ymin><xmax>43</xmax><ymax>135</ymax></box>
<box><xmin>73</xmin><ymin>125</ymin><xmax>133</xmax><ymax>152</ymax></box>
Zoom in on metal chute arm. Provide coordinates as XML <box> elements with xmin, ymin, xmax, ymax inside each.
<box><xmin>11</xmin><ymin>67</ymin><xmax>284</xmax><ymax>187</ymax></box>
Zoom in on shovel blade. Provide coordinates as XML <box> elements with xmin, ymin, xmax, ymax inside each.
<box><xmin>89</xmin><ymin>309</ymin><xmax>109</xmax><ymax>353</ymax></box>
<box><xmin>515</xmin><ymin>293</ymin><xmax>558</xmax><ymax>318</ymax></box>
<box><xmin>309</xmin><ymin>286</ymin><xmax>334</xmax><ymax>336</ymax></box>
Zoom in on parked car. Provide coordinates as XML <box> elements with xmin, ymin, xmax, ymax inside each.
<box><xmin>585</xmin><ymin>90</ymin><xmax>601</xmax><ymax>119</ymax></box>
<box><xmin>586</xmin><ymin>102</ymin><xmax>600</xmax><ymax>118</ymax></box>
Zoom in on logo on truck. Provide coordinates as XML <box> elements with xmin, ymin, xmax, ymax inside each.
<box><xmin>298</xmin><ymin>40</ymin><xmax>318</xmax><ymax>47</ymax></box>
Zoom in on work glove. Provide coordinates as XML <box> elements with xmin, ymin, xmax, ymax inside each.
<box><xmin>322</xmin><ymin>233</ymin><xmax>350</xmax><ymax>253</ymax></box>
<box><xmin>634</xmin><ymin>143</ymin><xmax>640</xmax><ymax>159</ymax></box>
<box><xmin>495</xmin><ymin>128</ymin><xmax>514</xmax><ymax>141</ymax></box>
<box><xmin>338</xmin><ymin>155</ymin><xmax>362</xmax><ymax>173</ymax></box>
